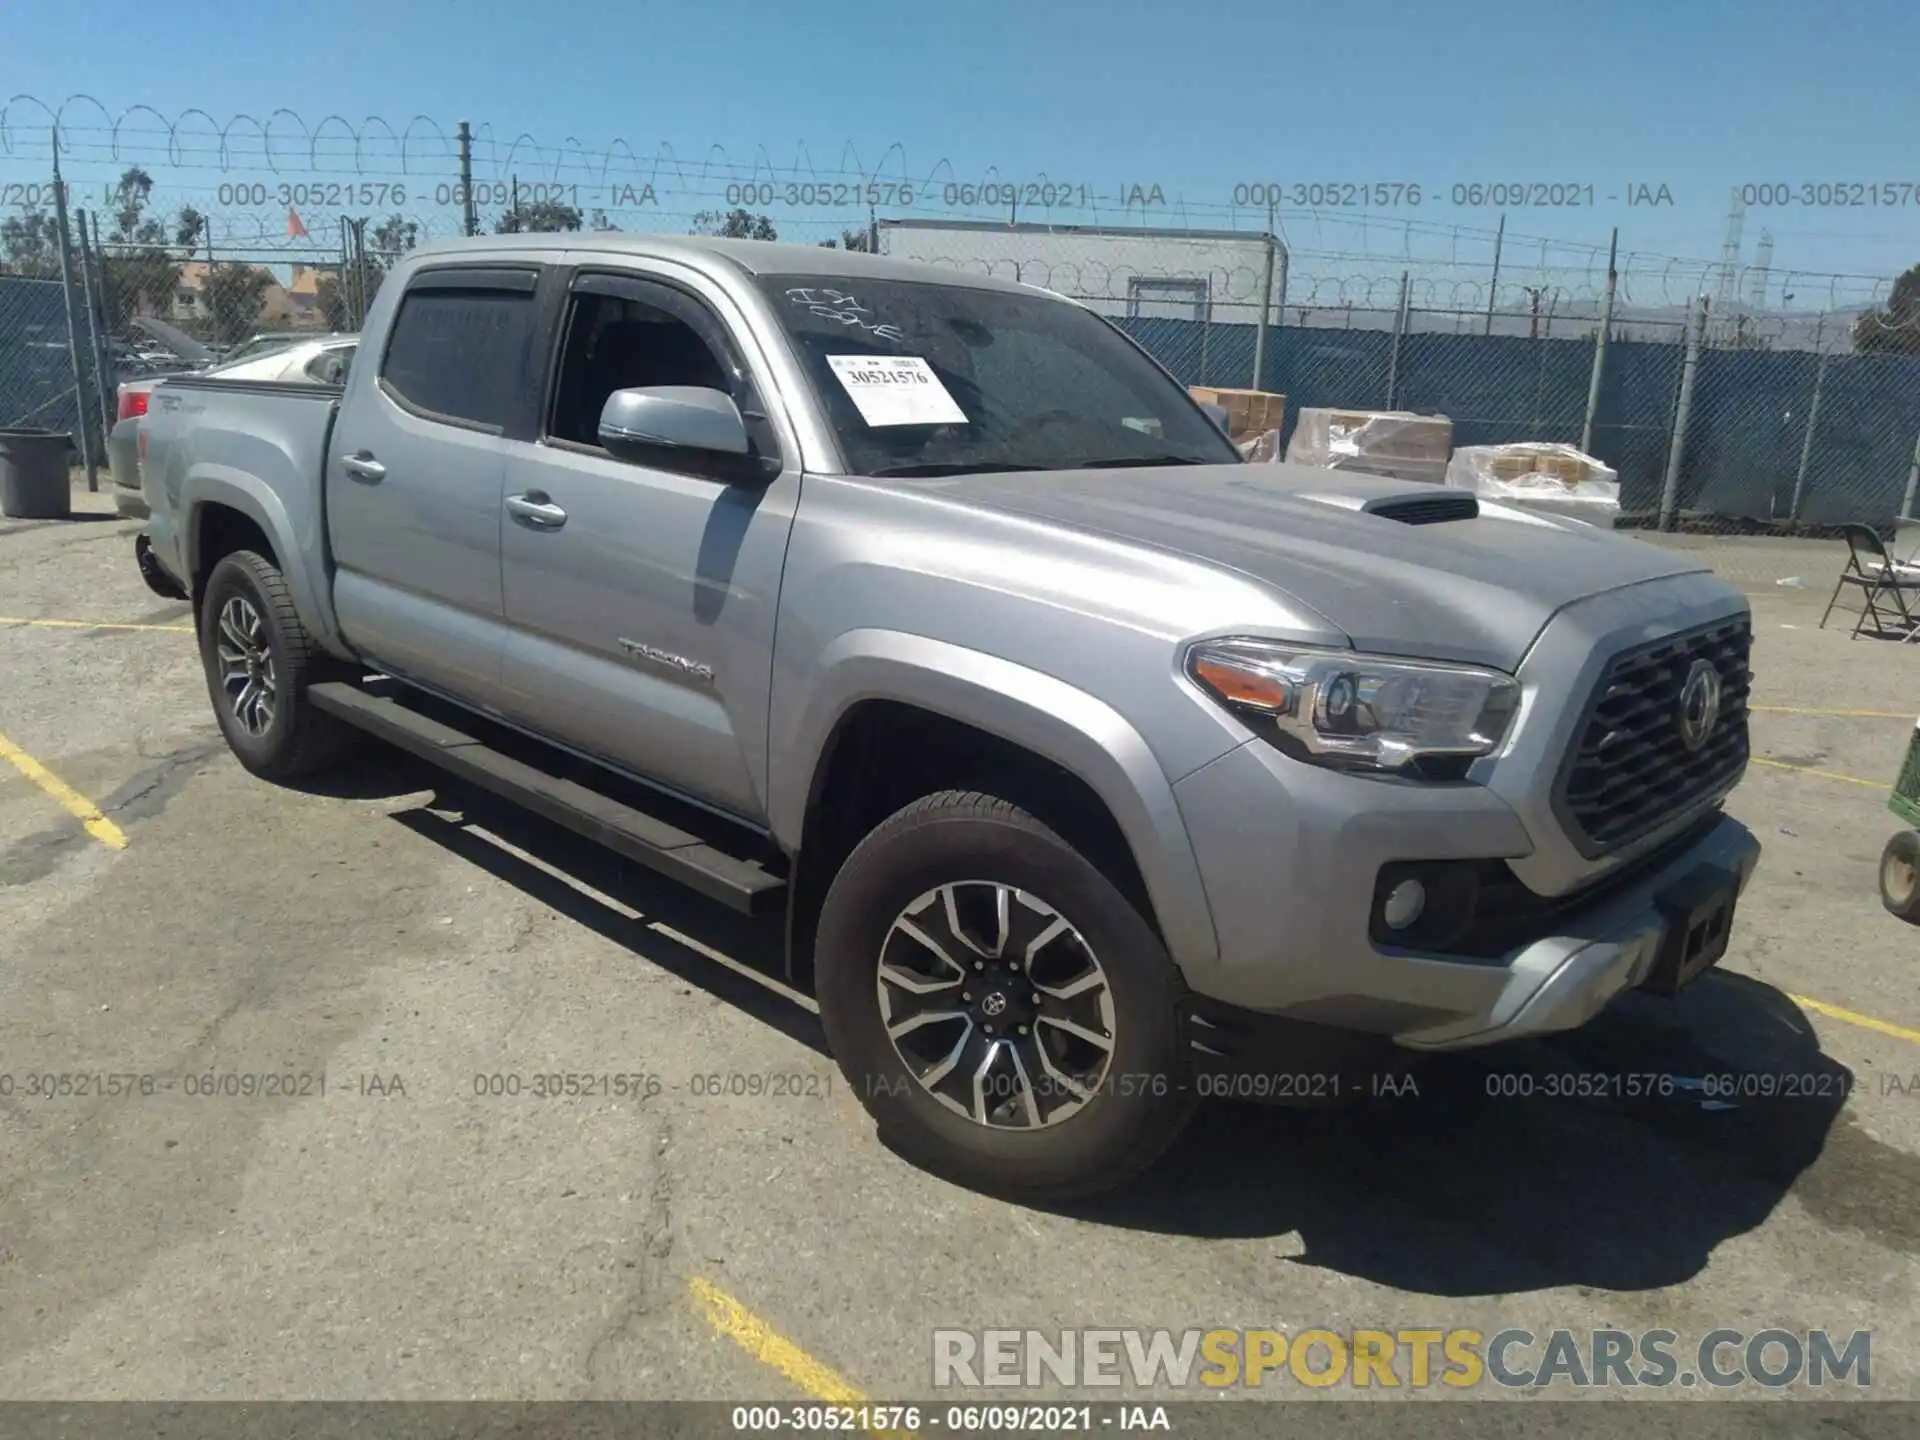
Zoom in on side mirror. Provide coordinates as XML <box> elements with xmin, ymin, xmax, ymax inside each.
<box><xmin>1199</xmin><ymin>401</ymin><xmax>1232</xmax><ymax>437</ymax></box>
<box><xmin>599</xmin><ymin>386</ymin><xmax>751</xmax><ymax>461</ymax></box>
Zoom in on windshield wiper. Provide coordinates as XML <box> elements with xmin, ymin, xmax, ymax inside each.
<box><xmin>1075</xmin><ymin>454</ymin><xmax>1217</xmax><ymax>469</ymax></box>
<box><xmin>865</xmin><ymin>461</ymin><xmax>1048</xmax><ymax>477</ymax></box>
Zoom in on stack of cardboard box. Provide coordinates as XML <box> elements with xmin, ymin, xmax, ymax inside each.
<box><xmin>1188</xmin><ymin>386</ymin><xmax>1287</xmax><ymax>448</ymax></box>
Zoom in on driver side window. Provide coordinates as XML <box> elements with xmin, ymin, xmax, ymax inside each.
<box><xmin>547</xmin><ymin>291</ymin><xmax>732</xmax><ymax>449</ymax></box>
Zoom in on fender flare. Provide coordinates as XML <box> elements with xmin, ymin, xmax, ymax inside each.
<box><xmin>772</xmin><ymin>629</ymin><xmax>1221</xmax><ymax>969</ymax></box>
<box><xmin>183</xmin><ymin>466</ymin><xmax>350</xmax><ymax>659</ymax></box>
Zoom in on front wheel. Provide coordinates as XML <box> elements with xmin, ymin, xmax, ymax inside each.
<box><xmin>815</xmin><ymin>790</ymin><xmax>1196</xmax><ymax>1201</ymax></box>
<box><xmin>1880</xmin><ymin>830</ymin><xmax>1920</xmax><ymax>925</ymax></box>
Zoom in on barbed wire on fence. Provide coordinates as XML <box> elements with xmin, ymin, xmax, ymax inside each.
<box><xmin>5</xmin><ymin>95</ymin><xmax>1917</xmax><ymax>536</ymax></box>
<box><xmin>4</xmin><ymin>94</ymin><xmax>1914</xmax><ymax>331</ymax></box>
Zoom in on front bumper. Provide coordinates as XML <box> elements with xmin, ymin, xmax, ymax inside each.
<box><xmin>1165</xmin><ymin>571</ymin><xmax>1759</xmax><ymax>1050</ymax></box>
<box><xmin>1392</xmin><ymin>814</ymin><xmax>1758</xmax><ymax>1049</ymax></box>
<box><xmin>1170</xmin><ymin>733</ymin><xmax>1761</xmax><ymax>1050</ymax></box>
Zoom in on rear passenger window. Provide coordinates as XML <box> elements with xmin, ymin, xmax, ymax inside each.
<box><xmin>381</xmin><ymin>286</ymin><xmax>535</xmax><ymax>430</ymax></box>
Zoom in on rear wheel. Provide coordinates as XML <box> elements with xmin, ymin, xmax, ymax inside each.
<box><xmin>198</xmin><ymin>549</ymin><xmax>353</xmax><ymax>781</ymax></box>
<box><xmin>815</xmin><ymin>790</ymin><xmax>1195</xmax><ymax>1201</ymax></box>
<box><xmin>1880</xmin><ymin>830</ymin><xmax>1920</xmax><ymax>925</ymax></box>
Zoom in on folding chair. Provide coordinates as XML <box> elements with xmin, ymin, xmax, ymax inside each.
<box><xmin>1819</xmin><ymin>523</ymin><xmax>1920</xmax><ymax>640</ymax></box>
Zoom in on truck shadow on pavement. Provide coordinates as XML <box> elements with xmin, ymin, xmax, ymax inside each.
<box><xmin>351</xmin><ymin>753</ymin><xmax>1904</xmax><ymax>1298</ymax></box>
<box><xmin>376</xmin><ymin>770</ymin><xmax>829</xmax><ymax>1059</ymax></box>
<box><xmin>1073</xmin><ymin>973</ymin><xmax>1915</xmax><ymax>1294</ymax></box>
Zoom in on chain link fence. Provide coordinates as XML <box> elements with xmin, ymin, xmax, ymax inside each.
<box><xmin>1</xmin><ymin>228</ymin><xmax>385</xmax><ymax>498</ymax></box>
<box><xmin>5</xmin><ymin>98</ymin><xmax>1920</xmax><ymax>534</ymax></box>
<box><xmin>0</xmin><ymin>264</ymin><xmax>112</xmax><ymax>484</ymax></box>
<box><xmin>1110</xmin><ymin>290</ymin><xmax>1917</xmax><ymax>538</ymax></box>
<box><xmin>1098</xmin><ymin>297</ymin><xmax>1920</xmax><ymax>537</ymax></box>
<box><xmin>865</xmin><ymin>221</ymin><xmax>1920</xmax><ymax>535</ymax></box>
<box><xmin>0</xmin><ymin>275</ymin><xmax>81</xmax><ymax>433</ymax></box>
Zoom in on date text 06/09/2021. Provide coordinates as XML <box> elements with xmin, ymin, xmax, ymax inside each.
<box><xmin>1227</xmin><ymin>182</ymin><xmax>1676</xmax><ymax>208</ymax></box>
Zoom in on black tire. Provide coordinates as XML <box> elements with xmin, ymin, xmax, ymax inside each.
<box><xmin>1880</xmin><ymin>830</ymin><xmax>1920</xmax><ymax>925</ymax></box>
<box><xmin>815</xmin><ymin>790</ymin><xmax>1196</xmax><ymax>1201</ymax></box>
<box><xmin>198</xmin><ymin>549</ymin><xmax>353</xmax><ymax>781</ymax></box>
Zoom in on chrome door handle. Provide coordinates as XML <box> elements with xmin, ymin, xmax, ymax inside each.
<box><xmin>506</xmin><ymin>492</ymin><xmax>568</xmax><ymax>528</ymax></box>
<box><xmin>341</xmin><ymin>452</ymin><xmax>385</xmax><ymax>482</ymax></box>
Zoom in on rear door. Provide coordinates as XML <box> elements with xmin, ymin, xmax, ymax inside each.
<box><xmin>496</xmin><ymin>265</ymin><xmax>801</xmax><ymax>822</ymax></box>
<box><xmin>326</xmin><ymin>264</ymin><xmax>544</xmax><ymax>705</ymax></box>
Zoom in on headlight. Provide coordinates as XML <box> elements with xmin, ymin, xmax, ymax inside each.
<box><xmin>1185</xmin><ymin>638</ymin><xmax>1520</xmax><ymax>774</ymax></box>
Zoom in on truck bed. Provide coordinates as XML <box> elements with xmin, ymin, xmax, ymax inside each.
<box><xmin>140</xmin><ymin>375</ymin><xmax>343</xmax><ymax>646</ymax></box>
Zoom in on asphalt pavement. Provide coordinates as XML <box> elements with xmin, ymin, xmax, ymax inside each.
<box><xmin>2</xmin><ymin>487</ymin><xmax>1917</xmax><ymax>1426</ymax></box>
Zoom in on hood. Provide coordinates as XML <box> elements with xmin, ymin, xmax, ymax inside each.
<box><xmin>131</xmin><ymin>316</ymin><xmax>214</xmax><ymax>365</ymax></box>
<box><xmin>925</xmin><ymin>462</ymin><xmax>1710</xmax><ymax>671</ymax></box>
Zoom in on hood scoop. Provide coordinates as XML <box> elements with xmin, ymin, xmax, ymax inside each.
<box><xmin>1296</xmin><ymin>487</ymin><xmax>1480</xmax><ymax>526</ymax></box>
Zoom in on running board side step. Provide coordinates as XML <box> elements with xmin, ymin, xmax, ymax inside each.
<box><xmin>307</xmin><ymin>681</ymin><xmax>786</xmax><ymax>917</ymax></box>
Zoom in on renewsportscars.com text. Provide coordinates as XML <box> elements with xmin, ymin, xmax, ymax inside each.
<box><xmin>932</xmin><ymin>1327</ymin><xmax>1872</xmax><ymax>1390</ymax></box>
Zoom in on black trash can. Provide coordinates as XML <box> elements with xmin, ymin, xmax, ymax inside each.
<box><xmin>0</xmin><ymin>428</ymin><xmax>73</xmax><ymax>520</ymax></box>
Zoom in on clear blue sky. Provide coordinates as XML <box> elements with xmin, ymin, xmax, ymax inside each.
<box><xmin>4</xmin><ymin>0</ymin><xmax>1915</xmax><ymax>304</ymax></box>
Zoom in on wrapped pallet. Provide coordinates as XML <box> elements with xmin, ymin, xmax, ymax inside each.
<box><xmin>1445</xmin><ymin>442</ymin><xmax>1620</xmax><ymax>525</ymax></box>
<box><xmin>1284</xmin><ymin>408</ymin><xmax>1453</xmax><ymax>483</ymax></box>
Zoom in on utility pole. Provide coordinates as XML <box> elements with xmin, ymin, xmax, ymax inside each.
<box><xmin>51</xmin><ymin>129</ymin><xmax>99</xmax><ymax>490</ymax></box>
<box><xmin>1789</xmin><ymin>352</ymin><xmax>1831</xmax><ymax>522</ymax></box>
<box><xmin>351</xmin><ymin>218</ymin><xmax>370</xmax><ymax>327</ymax></box>
<box><xmin>1252</xmin><ymin>201</ymin><xmax>1277</xmax><ymax>392</ymax></box>
<box><xmin>338</xmin><ymin>216</ymin><xmax>351</xmax><ymax>330</ymax></box>
<box><xmin>75</xmin><ymin>211</ymin><xmax>114</xmax><ymax>440</ymax></box>
<box><xmin>1659</xmin><ymin>294</ymin><xmax>1710</xmax><ymax>531</ymax></box>
<box><xmin>82</xmin><ymin>209</ymin><xmax>117</xmax><ymax>406</ymax></box>
<box><xmin>1385</xmin><ymin>270</ymin><xmax>1411</xmax><ymax>410</ymax></box>
<box><xmin>1484</xmin><ymin>213</ymin><xmax>1505</xmax><ymax>336</ymax></box>
<box><xmin>457</xmin><ymin>120</ymin><xmax>478</xmax><ymax>237</ymax></box>
<box><xmin>1580</xmin><ymin>226</ymin><xmax>1619</xmax><ymax>455</ymax></box>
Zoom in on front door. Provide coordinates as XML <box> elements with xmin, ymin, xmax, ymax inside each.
<box><xmin>497</xmin><ymin>269</ymin><xmax>798</xmax><ymax>822</ymax></box>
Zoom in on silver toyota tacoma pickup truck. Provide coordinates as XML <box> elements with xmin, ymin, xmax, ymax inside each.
<box><xmin>135</xmin><ymin>234</ymin><xmax>1759</xmax><ymax>1199</ymax></box>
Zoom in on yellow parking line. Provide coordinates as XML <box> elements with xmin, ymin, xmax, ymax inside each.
<box><xmin>1752</xmin><ymin>704</ymin><xmax>1914</xmax><ymax>720</ymax></box>
<box><xmin>1787</xmin><ymin>993</ymin><xmax>1920</xmax><ymax>1048</ymax></box>
<box><xmin>1749</xmin><ymin>756</ymin><xmax>1886</xmax><ymax>789</ymax></box>
<box><xmin>691</xmin><ymin>1276</ymin><xmax>869</xmax><ymax>1401</ymax></box>
<box><xmin>0</xmin><ymin>615</ymin><xmax>194</xmax><ymax>634</ymax></box>
<box><xmin>0</xmin><ymin>730</ymin><xmax>127</xmax><ymax>850</ymax></box>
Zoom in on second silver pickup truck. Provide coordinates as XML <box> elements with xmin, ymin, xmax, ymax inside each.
<box><xmin>136</xmin><ymin>234</ymin><xmax>1760</xmax><ymax>1199</ymax></box>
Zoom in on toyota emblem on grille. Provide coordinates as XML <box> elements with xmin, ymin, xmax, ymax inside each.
<box><xmin>1677</xmin><ymin>659</ymin><xmax>1723</xmax><ymax>752</ymax></box>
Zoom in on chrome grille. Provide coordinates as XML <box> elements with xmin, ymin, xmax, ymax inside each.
<box><xmin>1555</xmin><ymin>617</ymin><xmax>1751</xmax><ymax>856</ymax></box>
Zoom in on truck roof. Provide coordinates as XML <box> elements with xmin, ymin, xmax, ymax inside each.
<box><xmin>401</xmin><ymin>232</ymin><xmax>1053</xmax><ymax>297</ymax></box>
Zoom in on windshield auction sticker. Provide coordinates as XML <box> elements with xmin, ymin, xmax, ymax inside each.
<box><xmin>826</xmin><ymin>355</ymin><xmax>968</xmax><ymax>427</ymax></box>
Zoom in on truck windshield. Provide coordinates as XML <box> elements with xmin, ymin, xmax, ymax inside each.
<box><xmin>755</xmin><ymin>273</ymin><xmax>1241</xmax><ymax>475</ymax></box>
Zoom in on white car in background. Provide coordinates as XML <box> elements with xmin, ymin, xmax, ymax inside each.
<box><xmin>198</xmin><ymin>334</ymin><xmax>358</xmax><ymax>385</ymax></box>
<box><xmin>111</xmin><ymin>335</ymin><xmax>358</xmax><ymax>518</ymax></box>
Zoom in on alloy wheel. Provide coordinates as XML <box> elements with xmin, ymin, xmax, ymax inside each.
<box><xmin>876</xmin><ymin>881</ymin><xmax>1117</xmax><ymax>1130</ymax></box>
<box><xmin>215</xmin><ymin>595</ymin><xmax>277</xmax><ymax>737</ymax></box>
